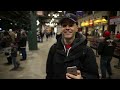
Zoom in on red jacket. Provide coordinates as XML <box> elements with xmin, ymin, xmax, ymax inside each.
<box><xmin>116</xmin><ymin>33</ymin><xmax>120</xmax><ymax>39</ymax></box>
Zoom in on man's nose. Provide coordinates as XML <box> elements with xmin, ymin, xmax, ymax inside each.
<box><xmin>65</xmin><ymin>25</ymin><xmax>70</xmax><ymax>30</ymax></box>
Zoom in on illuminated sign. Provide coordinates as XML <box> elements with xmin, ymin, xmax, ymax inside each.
<box><xmin>110</xmin><ymin>16</ymin><xmax>120</xmax><ymax>25</ymax></box>
<box><xmin>36</xmin><ymin>11</ymin><xmax>44</xmax><ymax>16</ymax></box>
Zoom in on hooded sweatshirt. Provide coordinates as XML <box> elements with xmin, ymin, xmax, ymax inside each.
<box><xmin>46</xmin><ymin>32</ymin><xmax>99</xmax><ymax>79</ymax></box>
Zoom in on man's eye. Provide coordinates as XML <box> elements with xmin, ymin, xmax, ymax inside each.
<box><xmin>69</xmin><ymin>24</ymin><xmax>73</xmax><ymax>27</ymax></box>
<box><xmin>62</xmin><ymin>24</ymin><xmax>73</xmax><ymax>27</ymax></box>
<box><xmin>62</xmin><ymin>25</ymin><xmax>67</xmax><ymax>27</ymax></box>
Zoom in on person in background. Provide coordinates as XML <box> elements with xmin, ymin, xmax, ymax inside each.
<box><xmin>40</xmin><ymin>30</ymin><xmax>44</xmax><ymax>42</ymax></box>
<box><xmin>98</xmin><ymin>30</ymin><xmax>116</xmax><ymax>79</ymax></box>
<box><xmin>8</xmin><ymin>29</ymin><xmax>16</xmax><ymax>43</ymax></box>
<box><xmin>2</xmin><ymin>31</ymin><xmax>12</xmax><ymax>64</ymax></box>
<box><xmin>46</xmin><ymin>13</ymin><xmax>99</xmax><ymax>79</ymax></box>
<box><xmin>11</xmin><ymin>42</ymin><xmax>20</xmax><ymax>70</ymax></box>
<box><xmin>114</xmin><ymin>31</ymin><xmax>120</xmax><ymax>69</ymax></box>
<box><xmin>19</xmin><ymin>30</ymin><xmax>27</xmax><ymax>61</ymax></box>
<box><xmin>16</xmin><ymin>29</ymin><xmax>21</xmax><ymax>55</ymax></box>
<box><xmin>56</xmin><ymin>32</ymin><xmax>62</xmax><ymax>42</ymax></box>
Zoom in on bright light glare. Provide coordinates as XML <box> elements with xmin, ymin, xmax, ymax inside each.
<box><xmin>58</xmin><ymin>11</ymin><xmax>62</xmax><ymax>12</ymax></box>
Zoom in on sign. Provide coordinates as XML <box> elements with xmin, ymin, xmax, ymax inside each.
<box><xmin>110</xmin><ymin>16</ymin><xmax>120</xmax><ymax>25</ymax></box>
<box><xmin>36</xmin><ymin>11</ymin><xmax>44</xmax><ymax>16</ymax></box>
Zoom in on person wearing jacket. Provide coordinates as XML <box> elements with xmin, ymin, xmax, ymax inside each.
<box><xmin>46</xmin><ymin>13</ymin><xmax>99</xmax><ymax>79</ymax></box>
<box><xmin>114</xmin><ymin>32</ymin><xmax>120</xmax><ymax>69</ymax></box>
<box><xmin>19</xmin><ymin>31</ymin><xmax>27</xmax><ymax>61</ymax></box>
<box><xmin>11</xmin><ymin>42</ymin><xmax>20</xmax><ymax>70</ymax></box>
<box><xmin>98</xmin><ymin>30</ymin><xmax>116</xmax><ymax>79</ymax></box>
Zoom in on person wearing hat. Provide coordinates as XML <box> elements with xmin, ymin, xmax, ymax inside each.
<box><xmin>114</xmin><ymin>31</ymin><xmax>120</xmax><ymax>69</ymax></box>
<box><xmin>98</xmin><ymin>30</ymin><xmax>116</xmax><ymax>79</ymax></box>
<box><xmin>46</xmin><ymin>13</ymin><xmax>99</xmax><ymax>79</ymax></box>
<box><xmin>115</xmin><ymin>31</ymin><xmax>120</xmax><ymax>39</ymax></box>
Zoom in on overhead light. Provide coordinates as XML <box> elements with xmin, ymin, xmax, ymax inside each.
<box><xmin>36</xmin><ymin>11</ymin><xmax>44</xmax><ymax>16</ymax></box>
<box><xmin>48</xmin><ymin>14</ymin><xmax>50</xmax><ymax>16</ymax></box>
<box><xmin>58</xmin><ymin>11</ymin><xmax>62</xmax><ymax>12</ymax></box>
<box><xmin>57</xmin><ymin>13</ymin><xmax>59</xmax><ymax>16</ymax></box>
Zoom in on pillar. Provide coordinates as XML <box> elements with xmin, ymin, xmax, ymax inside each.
<box><xmin>28</xmin><ymin>11</ymin><xmax>38</xmax><ymax>50</ymax></box>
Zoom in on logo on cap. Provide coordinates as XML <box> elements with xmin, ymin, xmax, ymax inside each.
<box><xmin>66</xmin><ymin>13</ymin><xmax>71</xmax><ymax>18</ymax></box>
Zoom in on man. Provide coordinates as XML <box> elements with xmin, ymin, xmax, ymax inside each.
<box><xmin>98</xmin><ymin>30</ymin><xmax>116</xmax><ymax>79</ymax></box>
<box><xmin>46</xmin><ymin>13</ymin><xmax>99</xmax><ymax>79</ymax></box>
<box><xmin>19</xmin><ymin>30</ymin><xmax>27</xmax><ymax>61</ymax></box>
<box><xmin>114</xmin><ymin>31</ymin><xmax>120</xmax><ymax>69</ymax></box>
<box><xmin>11</xmin><ymin>42</ymin><xmax>20</xmax><ymax>70</ymax></box>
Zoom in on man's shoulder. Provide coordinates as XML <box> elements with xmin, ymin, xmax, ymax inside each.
<box><xmin>79</xmin><ymin>45</ymin><xmax>92</xmax><ymax>53</ymax></box>
<box><xmin>85</xmin><ymin>46</ymin><xmax>93</xmax><ymax>51</ymax></box>
<box><xmin>50</xmin><ymin>43</ymin><xmax>57</xmax><ymax>49</ymax></box>
<box><xmin>52</xmin><ymin>42</ymin><xmax>57</xmax><ymax>47</ymax></box>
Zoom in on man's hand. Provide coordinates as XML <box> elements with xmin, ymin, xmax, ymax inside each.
<box><xmin>66</xmin><ymin>70</ymin><xmax>83</xmax><ymax>79</ymax></box>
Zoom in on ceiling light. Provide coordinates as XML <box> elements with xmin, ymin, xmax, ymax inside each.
<box><xmin>48</xmin><ymin>14</ymin><xmax>50</xmax><ymax>16</ymax></box>
<box><xmin>58</xmin><ymin>11</ymin><xmax>62</xmax><ymax>12</ymax></box>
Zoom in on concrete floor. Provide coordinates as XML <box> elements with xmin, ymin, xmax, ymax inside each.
<box><xmin>0</xmin><ymin>36</ymin><xmax>120</xmax><ymax>79</ymax></box>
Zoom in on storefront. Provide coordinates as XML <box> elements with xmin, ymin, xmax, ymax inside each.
<box><xmin>80</xmin><ymin>17</ymin><xmax>108</xmax><ymax>37</ymax></box>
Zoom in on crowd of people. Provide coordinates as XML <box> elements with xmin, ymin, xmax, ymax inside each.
<box><xmin>0</xmin><ymin>29</ymin><xmax>27</xmax><ymax>70</ymax></box>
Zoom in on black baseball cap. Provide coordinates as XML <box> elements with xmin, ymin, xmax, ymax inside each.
<box><xmin>59</xmin><ymin>13</ymin><xmax>78</xmax><ymax>25</ymax></box>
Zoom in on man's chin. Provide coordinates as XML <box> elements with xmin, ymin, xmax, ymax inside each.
<box><xmin>64</xmin><ymin>36</ymin><xmax>72</xmax><ymax>39</ymax></box>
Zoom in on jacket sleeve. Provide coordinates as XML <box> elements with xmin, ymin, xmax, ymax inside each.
<box><xmin>82</xmin><ymin>47</ymin><xmax>99</xmax><ymax>79</ymax></box>
<box><xmin>46</xmin><ymin>44</ymin><xmax>56</xmax><ymax>79</ymax></box>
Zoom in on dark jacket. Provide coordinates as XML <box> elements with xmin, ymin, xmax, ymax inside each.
<box><xmin>1</xmin><ymin>35</ymin><xmax>12</xmax><ymax>48</ymax></box>
<box><xmin>19</xmin><ymin>35</ymin><xmax>27</xmax><ymax>47</ymax></box>
<box><xmin>98</xmin><ymin>37</ymin><xmax>116</xmax><ymax>56</ymax></box>
<box><xmin>11</xmin><ymin>46</ymin><xmax>17</xmax><ymax>57</ymax></box>
<box><xmin>46</xmin><ymin>32</ymin><xmax>99</xmax><ymax>79</ymax></box>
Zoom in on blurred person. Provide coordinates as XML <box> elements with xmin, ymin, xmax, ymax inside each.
<box><xmin>115</xmin><ymin>31</ymin><xmax>120</xmax><ymax>40</ymax></box>
<box><xmin>46</xmin><ymin>13</ymin><xmax>99</xmax><ymax>79</ymax></box>
<box><xmin>114</xmin><ymin>31</ymin><xmax>120</xmax><ymax>69</ymax></box>
<box><xmin>2</xmin><ymin>31</ymin><xmax>12</xmax><ymax>64</ymax></box>
<box><xmin>8</xmin><ymin>29</ymin><xmax>16</xmax><ymax>43</ymax></box>
<box><xmin>16</xmin><ymin>29</ymin><xmax>21</xmax><ymax>54</ymax></box>
<box><xmin>98</xmin><ymin>30</ymin><xmax>116</xmax><ymax>79</ymax></box>
<box><xmin>45</xmin><ymin>32</ymin><xmax>49</xmax><ymax>41</ymax></box>
<box><xmin>40</xmin><ymin>31</ymin><xmax>44</xmax><ymax>42</ymax></box>
<box><xmin>11</xmin><ymin>42</ymin><xmax>20</xmax><ymax>70</ymax></box>
<box><xmin>56</xmin><ymin>32</ymin><xmax>62</xmax><ymax>42</ymax></box>
<box><xmin>19</xmin><ymin>31</ymin><xmax>27</xmax><ymax>61</ymax></box>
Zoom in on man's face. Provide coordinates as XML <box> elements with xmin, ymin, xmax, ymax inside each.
<box><xmin>61</xmin><ymin>19</ymin><xmax>78</xmax><ymax>40</ymax></box>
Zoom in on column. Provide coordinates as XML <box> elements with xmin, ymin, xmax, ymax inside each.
<box><xmin>28</xmin><ymin>11</ymin><xmax>38</xmax><ymax>50</ymax></box>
